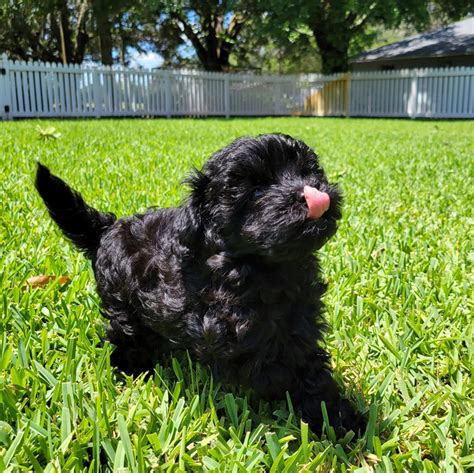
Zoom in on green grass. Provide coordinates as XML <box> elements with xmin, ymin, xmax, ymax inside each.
<box><xmin>0</xmin><ymin>118</ymin><xmax>472</xmax><ymax>472</ymax></box>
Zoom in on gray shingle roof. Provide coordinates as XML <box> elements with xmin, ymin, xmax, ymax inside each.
<box><xmin>351</xmin><ymin>17</ymin><xmax>474</xmax><ymax>63</ymax></box>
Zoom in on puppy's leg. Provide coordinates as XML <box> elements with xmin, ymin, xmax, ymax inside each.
<box><xmin>293</xmin><ymin>356</ymin><xmax>365</xmax><ymax>435</ymax></box>
<box><xmin>104</xmin><ymin>309</ymin><xmax>171</xmax><ymax>376</ymax></box>
<box><xmin>244</xmin><ymin>351</ymin><xmax>364</xmax><ymax>434</ymax></box>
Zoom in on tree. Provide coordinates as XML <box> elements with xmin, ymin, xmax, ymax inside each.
<box><xmin>89</xmin><ymin>0</ymin><xmax>137</xmax><ymax>65</ymax></box>
<box><xmin>265</xmin><ymin>0</ymin><xmax>473</xmax><ymax>74</ymax></box>
<box><xmin>54</xmin><ymin>0</ymin><xmax>90</xmax><ymax>64</ymax></box>
<box><xmin>148</xmin><ymin>0</ymin><xmax>257</xmax><ymax>71</ymax></box>
<box><xmin>0</xmin><ymin>0</ymin><xmax>143</xmax><ymax>65</ymax></box>
<box><xmin>114</xmin><ymin>5</ymin><xmax>152</xmax><ymax>65</ymax></box>
<box><xmin>230</xmin><ymin>21</ymin><xmax>322</xmax><ymax>73</ymax></box>
<box><xmin>90</xmin><ymin>0</ymin><xmax>114</xmax><ymax>65</ymax></box>
<box><xmin>0</xmin><ymin>0</ymin><xmax>89</xmax><ymax>64</ymax></box>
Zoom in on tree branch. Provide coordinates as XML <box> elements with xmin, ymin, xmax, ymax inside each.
<box><xmin>170</xmin><ymin>11</ymin><xmax>208</xmax><ymax>65</ymax></box>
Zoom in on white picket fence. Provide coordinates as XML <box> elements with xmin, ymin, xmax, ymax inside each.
<box><xmin>0</xmin><ymin>55</ymin><xmax>473</xmax><ymax>119</ymax></box>
<box><xmin>350</xmin><ymin>68</ymin><xmax>474</xmax><ymax>118</ymax></box>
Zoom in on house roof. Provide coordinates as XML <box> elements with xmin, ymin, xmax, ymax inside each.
<box><xmin>351</xmin><ymin>17</ymin><xmax>474</xmax><ymax>64</ymax></box>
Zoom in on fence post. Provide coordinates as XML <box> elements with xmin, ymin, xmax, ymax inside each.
<box><xmin>273</xmin><ymin>80</ymin><xmax>281</xmax><ymax>116</ymax></box>
<box><xmin>164</xmin><ymin>71</ymin><xmax>172</xmax><ymax>118</ymax></box>
<box><xmin>0</xmin><ymin>54</ymin><xmax>12</xmax><ymax>120</ymax></box>
<box><xmin>407</xmin><ymin>71</ymin><xmax>418</xmax><ymax>118</ymax></box>
<box><xmin>344</xmin><ymin>73</ymin><xmax>351</xmax><ymax>117</ymax></box>
<box><xmin>224</xmin><ymin>76</ymin><xmax>230</xmax><ymax>118</ymax></box>
<box><xmin>92</xmin><ymin>69</ymin><xmax>103</xmax><ymax>117</ymax></box>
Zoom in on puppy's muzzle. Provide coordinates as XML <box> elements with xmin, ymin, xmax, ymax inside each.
<box><xmin>303</xmin><ymin>185</ymin><xmax>330</xmax><ymax>220</ymax></box>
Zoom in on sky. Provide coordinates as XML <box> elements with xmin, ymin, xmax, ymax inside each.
<box><xmin>127</xmin><ymin>34</ymin><xmax>195</xmax><ymax>69</ymax></box>
<box><xmin>128</xmin><ymin>50</ymin><xmax>164</xmax><ymax>69</ymax></box>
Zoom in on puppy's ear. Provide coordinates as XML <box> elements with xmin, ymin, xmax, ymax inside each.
<box><xmin>177</xmin><ymin>169</ymin><xmax>211</xmax><ymax>240</ymax></box>
<box><xmin>184</xmin><ymin>168</ymin><xmax>210</xmax><ymax>208</ymax></box>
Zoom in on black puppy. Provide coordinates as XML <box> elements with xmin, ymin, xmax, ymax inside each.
<box><xmin>36</xmin><ymin>133</ymin><xmax>363</xmax><ymax>433</ymax></box>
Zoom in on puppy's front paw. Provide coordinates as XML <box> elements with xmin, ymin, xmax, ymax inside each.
<box><xmin>337</xmin><ymin>399</ymin><xmax>366</xmax><ymax>435</ymax></box>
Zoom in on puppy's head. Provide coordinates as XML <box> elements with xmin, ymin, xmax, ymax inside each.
<box><xmin>187</xmin><ymin>134</ymin><xmax>342</xmax><ymax>261</ymax></box>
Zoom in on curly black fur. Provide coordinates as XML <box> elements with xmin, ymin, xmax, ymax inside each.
<box><xmin>36</xmin><ymin>133</ymin><xmax>365</xmax><ymax>434</ymax></box>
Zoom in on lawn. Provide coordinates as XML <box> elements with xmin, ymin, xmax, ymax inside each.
<box><xmin>0</xmin><ymin>118</ymin><xmax>472</xmax><ymax>472</ymax></box>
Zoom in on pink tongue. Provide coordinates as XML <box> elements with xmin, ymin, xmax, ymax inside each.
<box><xmin>304</xmin><ymin>185</ymin><xmax>330</xmax><ymax>219</ymax></box>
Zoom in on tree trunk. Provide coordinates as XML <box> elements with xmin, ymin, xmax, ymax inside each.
<box><xmin>92</xmin><ymin>1</ymin><xmax>114</xmax><ymax>66</ymax></box>
<box><xmin>49</xmin><ymin>9</ymin><xmax>71</xmax><ymax>63</ymax></box>
<box><xmin>318</xmin><ymin>44</ymin><xmax>349</xmax><ymax>74</ymax></box>
<box><xmin>201</xmin><ymin>56</ymin><xmax>225</xmax><ymax>71</ymax></box>
<box><xmin>188</xmin><ymin>38</ymin><xmax>225</xmax><ymax>71</ymax></box>
<box><xmin>199</xmin><ymin>16</ymin><xmax>224</xmax><ymax>71</ymax></box>
<box><xmin>172</xmin><ymin>11</ymin><xmax>232</xmax><ymax>72</ymax></box>
<box><xmin>312</xmin><ymin>29</ymin><xmax>350</xmax><ymax>74</ymax></box>
<box><xmin>97</xmin><ymin>18</ymin><xmax>113</xmax><ymax>65</ymax></box>
<box><xmin>57</xmin><ymin>0</ymin><xmax>73</xmax><ymax>64</ymax></box>
<box><xmin>72</xmin><ymin>0</ymin><xmax>89</xmax><ymax>63</ymax></box>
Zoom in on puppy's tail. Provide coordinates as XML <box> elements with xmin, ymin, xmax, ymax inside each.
<box><xmin>35</xmin><ymin>163</ymin><xmax>116</xmax><ymax>259</ymax></box>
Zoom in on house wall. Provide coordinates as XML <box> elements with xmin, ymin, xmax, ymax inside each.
<box><xmin>351</xmin><ymin>55</ymin><xmax>474</xmax><ymax>72</ymax></box>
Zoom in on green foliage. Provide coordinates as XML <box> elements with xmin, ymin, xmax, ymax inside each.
<box><xmin>230</xmin><ymin>22</ymin><xmax>322</xmax><ymax>74</ymax></box>
<box><xmin>0</xmin><ymin>0</ymin><xmax>146</xmax><ymax>65</ymax></box>
<box><xmin>0</xmin><ymin>0</ymin><xmax>68</xmax><ymax>63</ymax></box>
<box><xmin>265</xmin><ymin>0</ymin><xmax>472</xmax><ymax>73</ymax></box>
<box><xmin>0</xmin><ymin>118</ymin><xmax>472</xmax><ymax>471</ymax></box>
<box><xmin>36</xmin><ymin>125</ymin><xmax>62</xmax><ymax>141</ymax></box>
<box><xmin>147</xmin><ymin>0</ymin><xmax>258</xmax><ymax>71</ymax></box>
<box><xmin>0</xmin><ymin>1</ymin><xmax>471</xmax><ymax>71</ymax></box>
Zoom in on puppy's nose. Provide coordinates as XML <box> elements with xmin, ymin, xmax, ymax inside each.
<box><xmin>304</xmin><ymin>185</ymin><xmax>330</xmax><ymax>219</ymax></box>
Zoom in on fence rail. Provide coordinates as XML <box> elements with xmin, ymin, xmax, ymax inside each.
<box><xmin>0</xmin><ymin>55</ymin><xmax>473</xmax><ymax>120</ymax></box>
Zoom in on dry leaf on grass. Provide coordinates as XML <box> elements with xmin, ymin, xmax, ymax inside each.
<box><xmin>26</xmin><ymin>275</ymin><xmax>71</xmax><ymax>288</ymax></box>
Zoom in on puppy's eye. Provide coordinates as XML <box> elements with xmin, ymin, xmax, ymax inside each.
<box><xmin>250</xmin><ymin>188</ymin><xmax>264</xmax><ymax>200</ymax></box>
